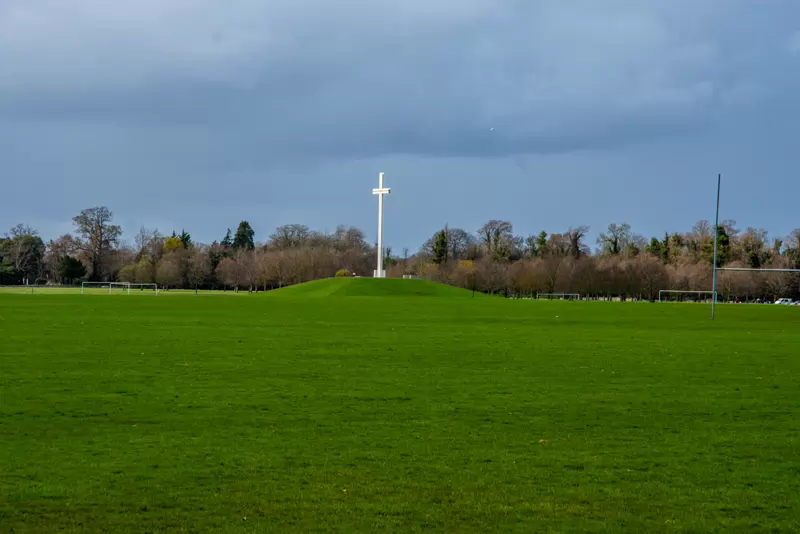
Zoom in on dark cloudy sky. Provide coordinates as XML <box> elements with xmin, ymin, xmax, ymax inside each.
<box><xmin>2</xmin><ymin>0</ymin><xmax>799</xmax><ymax>249</ymax></box>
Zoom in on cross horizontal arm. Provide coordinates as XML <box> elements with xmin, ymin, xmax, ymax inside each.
<box><xmin>373</xmin><ymin>188</ymin><xmax>391</xmax><ymax>195</ymax></box>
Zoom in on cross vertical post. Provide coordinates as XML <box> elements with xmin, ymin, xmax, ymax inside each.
<box><xmin>372</xmin><ymin>172</ymin><xmax>392</xmax><ymax>278</ymax></box>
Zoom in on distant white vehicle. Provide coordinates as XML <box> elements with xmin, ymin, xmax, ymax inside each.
<box><xmin>775</xmin><ymin>298</ymin><xmax>794</xmax><ymax>305</ymax></box>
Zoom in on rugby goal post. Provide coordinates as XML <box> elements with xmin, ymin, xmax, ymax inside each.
<box><xmin>81</xmin><ymin>282</ymin><xmax>158</xmax><ymax>295</ymax></box>
<box><xmin>536</xmin><ymin>293</ymin><xmax>581</xmax><ymax>301</ymax></box>
<box><xmin>711</xmin><ymin>175</ymin><xmax>800</xmax><ymax>318</ymax></box>
<box><xmin>658</xmin><ymin>290</ymin><xmax>718</xmax><ymax>303</ymax></box>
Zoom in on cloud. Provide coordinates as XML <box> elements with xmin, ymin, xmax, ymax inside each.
<box><xmin>0</xmin><ymin>0</ymin><xmax>797</xmax><ymax>160</ymax></box>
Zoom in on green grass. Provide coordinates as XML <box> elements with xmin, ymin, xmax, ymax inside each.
<box><xmin>268</xmin><ymin>277</ymin><xmax>483</xmax><ymax>298</ymax></box>
<box><xmin>1</xmin><ymin>292</ymin><xmax>799</xmax><ymax>532</ymax></box>
<box><xmin>0</xmin><ymin>287</ymin><xmax>246</xmax><ymax>296</ymax></box>
<box><xmin>0</xmin><ymin>278</ymin><xmax>477</xmax><ymax>298</ymax></box>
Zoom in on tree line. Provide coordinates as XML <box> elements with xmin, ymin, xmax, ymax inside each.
<box><xmin>2</xmin><ymin>207</ymin><xmax>799</xmax><ymax>301</ymax></box>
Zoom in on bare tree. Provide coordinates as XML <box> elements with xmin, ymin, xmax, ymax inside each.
<box><xmin>738</xmin><ymin>227</ymin><xmax>770</xmax><ymax>268</ymax></box>
<box><xmin>43</xmin><ymin>235</ymin><xmax>78</xmax><ymax>281</ymax></box>
<box><xmin>718</xmin><ymin>261</ymin><xmax>749</xmax><ymax>301</ymax></box>
<box><xmin>478</xmin><ymin>220</ymin><xmax>514</xmax><ymax>262</ymax></box>
<box><xmin>762</xmin><ymin>273</ymin><xmax>789</xmax><ymax>301</ymax></box>
<box><xmin>567</xmin><ymin>256</ymin><xmax>598</xmax><ymax>298</ymax></box>
<box><xmin>235</xmin><ymin>249</ymin><xmax>261</xmax><ymax>291</ymax></box>
<box><xmin>5</xmin><ymin>224</ymin><xmax>38</xmax><ymax>239</ymax></box>
<box><xmin>785</xmin><ymin>229</ymin><xmax>800</xmax><ymax>268</ymax></box>
<box><xmin>448</xmin><ymin>228</ymin><xmax>472</xmax><ymax>260</ymax></box>
<box><xmin>8</xmin><ymin>204</ymin><xmax>800</xmax><ymax>299</ymax></box>
<box><xmin>691</xmin><ymin>220</ymin><xmax>713</xmax><ymax>244</ymax></box>
<box><xmin>721</xmin><ymin>220</ymin><xmax>739</xmax><ymax>240</ymax></box>
<box><xmin>541</xmin><ymin>254</ymin><xmax>566</xmax><ymax>294</ymax></box>
<box><xmin>625</xmin><ymin>234</ymin><xmax>647</xmax><ymax>258</ymax></box>
<box><xmin>156</xmin><ymin>255</ymin><xmax>181</xmax><ymax>289</ymax></box>
<box><xmin>118</xmin><ymin>265</ymin><xmax>137</xmax><ymax>283</ymax></box>
<box><xmin>262</xmin><ymin>250</ymin><xmax>291</xmax><ymax>288</ymax></box>
<box><xmin>524</xmin><ymin>233</ymin><xmax>546</xmax><ymax>259</ymax></box>
<box><xmin>565</xmin><ymin>226</ymin><xmax>590</xmax><ymax>259</ymax></box>
<box><xmin>108</xmin><ymin>246</ymin><xmax>136</xmax><ymax>281</ymax></box>
<box><xmin>269</xmin><ymin>224</ymin><xmax>312</xmax><ymax>250</ymax></box>
<box><xmin>187</xmin><ymin>248</ymin><xmax>212</xmax><ymax>291</ymax></box>
<box><xmin>634</xmin><ymin>255</ymin><xmax>669</xmax><ymax>301</ymax></box>
<box><xmin>3</xmin><ymin>234</ymin><xmax>45</xmax><ymax>282</ymax></box>
<box><xmin>332</xmin><ymin>226</ymin><xmax>369</xmax><ymax>253</ymax></box>
<box><xmin>786</xmin><ymin>229</ymin><xmax>800</xmax><ymax>251</ymax></box>
<box><xmin>72</xmin><ymin>206</ymin><xmax>122</xmax><ymax>280</ymax></box>
<box><xmin>216</xmin><ymin>258</ymin><xmax>242</xmax><ymax>290</ymax></box>
<box><xmin>135</xmin><ymin>226</ymin><xmax>154</xmax><ymax>255</ymax></box>
<box><xmin>508</xmin><ymin>260</ymin><xmax>542</xmax><ymax>297</ymax></box>
<box><xmin>132</xmin><ymin>226</ymin><xmax>165</xmax><ymax>263</ymax></box>
<box><xmin>476</xmin><ymin>258</ymin><xmax>508</xmax><ymax>294</ymax></box>
<box><xmin>597</xmin><ymin>223</ymin><xmax>632</xmax><ymax>256</ymax></box>
<box><xmin>132</xmin><ymin>259</ymin><xmax>155</xmax><ymax>284</ymax></box>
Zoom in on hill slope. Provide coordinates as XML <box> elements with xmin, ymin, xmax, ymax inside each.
<box><xmin>267</xmin><ymin>277</ymin><xmax>480</xmax><ymax>298</ymax></box>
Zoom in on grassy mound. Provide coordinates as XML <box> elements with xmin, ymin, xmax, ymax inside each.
<box><xmin>268</xmin><ymin>277</ymin><xmax>480</xmax><ymax>298</ymax></box>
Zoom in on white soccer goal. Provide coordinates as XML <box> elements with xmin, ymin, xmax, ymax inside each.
<box><xmin>536</xmin><ymin>293</ymin><xmax>581</xmax><ymax>301</ymax></box>
<box><xmin>658</xmin><ymin>290</ymin><xmax>717</xmax><ymax>303</ymax></box>
<box><xmin>81</xmin><ymin>282</ymin><xmax>158</xmax><ymax>296</ymax></box>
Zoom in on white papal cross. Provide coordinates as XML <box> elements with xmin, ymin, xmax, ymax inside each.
<box><xmin>372</xmin><ymin>172</ymin><xmax>391</xmax><ymax>278</ymax></box>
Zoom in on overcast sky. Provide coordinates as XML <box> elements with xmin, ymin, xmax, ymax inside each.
<box><xmin>2</xmin><ymin>0</ymin><xmax>799</xmax><ymax>250</ymax></box>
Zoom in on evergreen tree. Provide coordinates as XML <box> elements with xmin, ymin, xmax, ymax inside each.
<box><xmin>221</xmin><ymin>229</ymin><xmax>233</xmax><ymax>248</ymax></box>
<box><xmin>536</xmin><ymin>231</ymin><xmax>548</xmax><ymax>257</ymax></box>
<box><xmin>670</xmin><ymin>234</ymin><xmax>683</xmax><ymax>259</ymax></box>
<box><xmin>705</xmin><ymin>226</ymin><xmax>731</xmax><ymax>266</ymax></box>
<box><xmin>57</xmin><ymin>256</ymin><xmax>87</xmax><ymax>284</ymax></box>
<box><xmin>432</xmin><ymin>229</ymin><xmax>448</xmax><ymax>265</ymax></box>
<box><xmin>661</xmin><ymin>233</ymin><xmax>671</xmax><ymax>263</ymax></box>
<box><xmin>179</xmin><ymin>229</ymin><xmax>192</xmax><ymax>248</ymax></box>
<box><xmin>646</xmin><ymin>237</ymin><xmax>662</xmax><ymax>258</ymax></box>
<box><xmin>383</xmin><ymin>247</ymin><xmax>397</xmax><ymax>269</ymax></box>
<box><xmin>772</xmin><ymin>239</ymin><xmax>783</xmax><ymax>260</ymax></box>
<box><xmin>717</xmin><ymin>226</ymin><xmax>731</xmax><ymax>265</ymax></box>
<box><xmin>208</xmin><ymin>241</ymin><xmax>226</xmax><ymax>271</ymax></box>
<box><xmin>0</xmin><ymin>238</ymin><xmax>22</xmax><ymax>284</ymax></box>
<box><xmin>233</xmin><ymin>221</ymin><xmax>255</xmax><ymax>250</ymax></box>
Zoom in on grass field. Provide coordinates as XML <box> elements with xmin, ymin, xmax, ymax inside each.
<box><xmin>0</xmin><ymin>286</ymin><xmax>244</xmax><ymax>296</ymax></box>
<box><xmin>1</xmin><ymin>279</ymin><xmax>799</xmax><ymax>532</ymax></box>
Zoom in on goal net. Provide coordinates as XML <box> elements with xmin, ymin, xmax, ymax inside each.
<box><xmin>658</xmin><ymin>290</ymin><xmax>717</xmax><ymax>303</ymax></box>
<box><xmin>81</xmin><ymin>282</ymin><xmax>158</xmax><ymax>295</ymax></box>
<box><xmin>536</xmin><ymin>293</ymin><xmax>581</xmax><ymax>301</ymax></box>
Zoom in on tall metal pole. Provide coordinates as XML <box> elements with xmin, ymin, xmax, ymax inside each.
<box><xmin>377</xmin><ymin>172</ymin><xmax>385</xmax><ymax>278</ymax></box>
<box><xmin>711</xmin><ymin>174</ymin><xmax>721</xmax><ymax>320</ymax></box>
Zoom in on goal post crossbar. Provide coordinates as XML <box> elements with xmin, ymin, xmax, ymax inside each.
<box><xmin>127</xmin><ymin>283</ymin><xmax>159</xmax><ymax>296</ymax></box>
<box><xmin>716</xmin><ymin>268</ymin><xmax>800</xmax><ymax>274</ymax></box>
